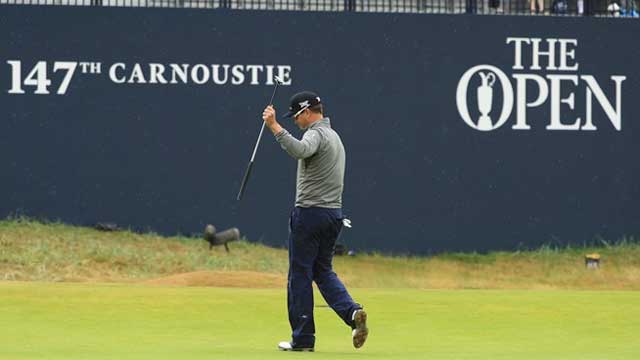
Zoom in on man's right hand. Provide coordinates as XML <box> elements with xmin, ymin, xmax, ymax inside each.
<box><xmin>262</xmin><ymin>105</ymin><xmax>283</xmax><ymax>135</ymax></box>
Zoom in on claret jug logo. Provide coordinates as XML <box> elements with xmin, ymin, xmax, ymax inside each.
<box><xmin>456</xmin><ymin>38</ymin><xmax>626</xmax><ymax>131</ymax></box>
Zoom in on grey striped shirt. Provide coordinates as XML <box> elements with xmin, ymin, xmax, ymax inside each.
<box><xmin>274</xmin><ymin>117</ymin><xmax>345</xmax><ymax>208</ymax></box>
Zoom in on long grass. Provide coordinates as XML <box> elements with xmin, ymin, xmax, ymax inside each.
<box><xmin>1</xmin><ymin>218</ymin><xmax>639</xmax><ymax>289</ymax></box>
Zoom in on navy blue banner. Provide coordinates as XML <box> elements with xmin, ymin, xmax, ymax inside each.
<box><xmin>1</xmin><ymin>6</ymin><xmax>639</xmax><ymax>253</ymax></box>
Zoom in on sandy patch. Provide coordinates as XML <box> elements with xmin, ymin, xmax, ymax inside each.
<box><xmin>143</xmin><ymin>271</ymin><xmax>286</xmax><ymax>288</ymax></box>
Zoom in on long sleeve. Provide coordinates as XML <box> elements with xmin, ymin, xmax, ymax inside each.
<box><xmin>274</xmin><ymin>128</ymin><xmax>322</xmax><ymax>159</ymax></box>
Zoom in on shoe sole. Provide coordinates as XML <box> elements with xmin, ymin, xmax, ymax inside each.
<box><xmin>278</xmin><ymin>347</ymin><xmax>314</xmax><ymax>352</ymax></box>
<box><xmin>352</xmin><ymin>310</ymin><xmax>369</xmax><ymax>349</ymax></box>
<box><xmin>278</xmin><ymin>346</ymin><xmax>314</xmax><ymax>352</ymax></box>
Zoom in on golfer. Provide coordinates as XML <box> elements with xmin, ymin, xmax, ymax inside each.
<box><xmin>262</xmin><ymin>91</ymin><xmax>368</xmax><ymax>352</ymax></box>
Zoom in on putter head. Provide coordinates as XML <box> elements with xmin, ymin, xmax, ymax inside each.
<box><xmin>274</xmin><ymin>76</ymin><xmax>284</xmax><ymax>85</ymax></box>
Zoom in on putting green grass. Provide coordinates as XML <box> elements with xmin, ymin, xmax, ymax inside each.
<box><xmin>1</xmin><ymin>282</ymin><xmax>639</xmax><ymax>359</ymax></box>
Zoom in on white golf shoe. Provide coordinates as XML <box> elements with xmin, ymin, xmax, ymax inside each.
<box><xmin>277</xmin><ymin>341</ymin><xmax>314</xmax><ymax>352</ymax></box>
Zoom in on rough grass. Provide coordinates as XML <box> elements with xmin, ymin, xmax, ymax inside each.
<box><xmin>1</xmin><ymin>218</ymin><xmax>639</xmax><ymax>289</ymax></box>
<box><xmin>0</xmin><ymin>218</ymin><xmax>288</xmax><ymax>283</ymax></box>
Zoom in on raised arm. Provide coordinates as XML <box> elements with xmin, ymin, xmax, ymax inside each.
<box><xmin>262</xmin><ymin>105</ymin><xmax>321</xmax><ymax>159</ymax></box>
<box><xmin>275</xmin><ymin>128</ymin><xmax>321</xmax><ymax>159</ymax></box>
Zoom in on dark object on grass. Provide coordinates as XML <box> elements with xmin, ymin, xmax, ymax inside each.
<box><xmin>585</xmin><ymin>253</ymin><xmax>600</xmax><ymax>269</ymax></box>
<box><xmin>204</xmin><ymin>224</ymin><xmax>240</xmax><ymax>252</ymax></box>
<box><xmin>94</xmin><ymin>222</ymin><xmax>120</xmax><ymax>232</ymax></box>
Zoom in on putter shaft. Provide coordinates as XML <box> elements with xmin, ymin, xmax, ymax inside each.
<box><xmin>237</xmin><ymin>77</ymin><xmax>282</xmax><ymax>201</ymax></box>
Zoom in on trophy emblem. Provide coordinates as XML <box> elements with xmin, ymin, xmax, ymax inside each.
<box><xmin>477</xmin><ymin>72</ymin><xmax>496</xmax><ymax>130</ymax></box>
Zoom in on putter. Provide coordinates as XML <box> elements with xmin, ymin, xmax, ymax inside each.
<box><xmin>236</xmin><ymin>76</ymin><xmax>283</xmax><ymax>201</ymax></box>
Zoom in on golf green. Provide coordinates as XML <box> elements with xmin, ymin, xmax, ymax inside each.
<box><xmin>1</xmin><ymin>282</ymin><xmax>638</xmax><ymax>359</ymax></box>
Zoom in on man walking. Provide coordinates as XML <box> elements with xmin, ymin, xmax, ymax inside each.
<box><xmin>261</xmin><ymin>91</ymin><xmax>368</xmax><ymax>352</ymax></box>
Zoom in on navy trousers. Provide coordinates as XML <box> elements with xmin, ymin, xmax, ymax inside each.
<box><xmin>287</xmin><ymin>206</ymin><xmax>361</xmax><ymax>348</ymax></box>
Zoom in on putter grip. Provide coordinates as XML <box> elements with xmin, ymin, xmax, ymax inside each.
<box><xmin>237</xmin><ymin>161</ymin><xmax>254</xmax><ymax>201</ymax></box>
